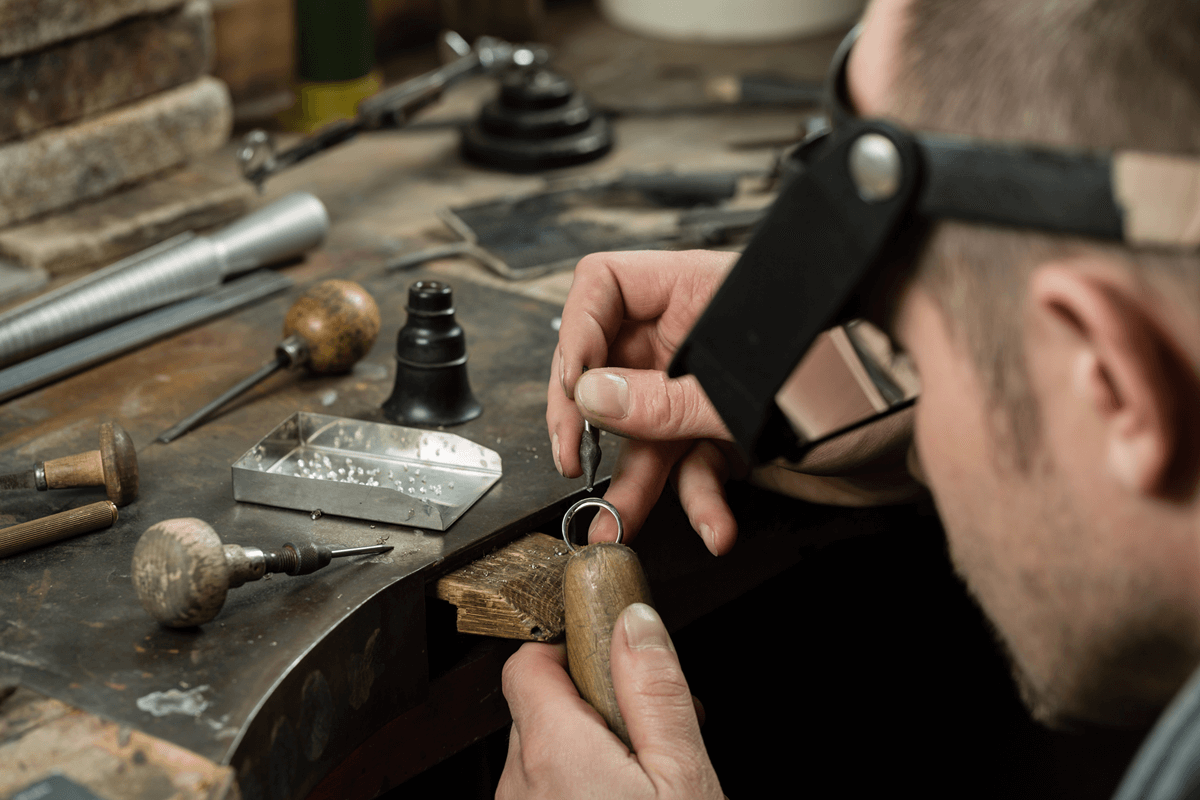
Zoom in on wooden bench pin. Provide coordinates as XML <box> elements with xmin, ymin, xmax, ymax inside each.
<box><xmin>561</xmin><ymin>497</ymin><xmax>653</xmax><ymax>750</ymax></box>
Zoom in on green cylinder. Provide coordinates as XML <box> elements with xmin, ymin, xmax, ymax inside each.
<box><xmin>295</xmin><ymin>0</ymin><xmax>375</xmax><ymax>82</ymax></box>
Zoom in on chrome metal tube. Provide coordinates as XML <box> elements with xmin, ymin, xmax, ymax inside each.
<box><xmin>0</xmin><ymin>192</ymin><xmax>328</xmax><ymax>365</ymax></box>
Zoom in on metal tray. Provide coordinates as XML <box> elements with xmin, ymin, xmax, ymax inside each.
<box><xmin>231</xmin><ymin>412</ymin><xmax>502</xmax><ymax>530</ymax></box>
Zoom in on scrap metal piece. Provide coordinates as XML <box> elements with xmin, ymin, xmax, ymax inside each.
<box><xmin>231</xmin><ymin>412</ymin><xmax>503</xmax><ymax>530</ymax></box>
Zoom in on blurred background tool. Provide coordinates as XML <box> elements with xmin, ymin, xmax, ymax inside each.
<box><xmin>0</xmin><ymin>193</ymin><xmax>328</xmax><ymax>368</ymax></box>
<box><xmin>0</xmin><ymin>271</ymin><xmax>293</xmax><ymax>404</ymax></box>
<box><xmin>0</xmin><ymin>421</ymin><xmax>138</xmax><ymax>506</ymax></box>
<box><xmin>157</xmin><ymin>280</ymin><xmax>380</xmax><ymax>443</ymax></box>
<box><xmin>238</xmin><ymin>31</ymin><xmax>549</xmax><ymax>188</ymax></box>
<box><xmin>132</xmin><ymin>517</ymin><xmax>393</xmax><ymax>627</ymax></box>
<box><xmin>561</xmin><ymin>497</ymin><xmax>652</xmax><ymax>750</ymax></box>
<box><xmin>461</xmin><ymin>64</ymin><xmax>612</xmax><ymax>172</ymax></box>
<box><xmin>386</xmin><ymin>171</ymin><xmax>764</xmax><ymax>280</ymax></box>
<box><xmin>0</xmin><ymin>501</ymin><xmax>118</xmax><ymax>559</ymax></box>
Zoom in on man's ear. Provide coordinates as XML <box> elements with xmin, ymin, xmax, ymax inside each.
<box><xmin>1029</xmin><ymin>265</ymin><xmax>1195</xmax><ymax>497</ymax></box>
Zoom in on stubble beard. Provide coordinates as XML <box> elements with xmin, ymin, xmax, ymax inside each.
<box><xmin>946</xmin><ymin>448</ymin><xmax>1198</xmax><ymax>731</ymax></box>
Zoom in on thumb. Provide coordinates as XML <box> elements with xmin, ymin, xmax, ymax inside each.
<box><xmin>610</xmin><ymin>604</ymin><xmax>722</xmax><ymax>796</ymax></box>
<box><xmin>575</xmin><ymin>368</ymin><xmax>731</xmax><ymax>443</ymax></box>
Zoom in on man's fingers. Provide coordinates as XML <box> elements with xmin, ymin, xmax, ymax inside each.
<box><xmin>609</xmin><ymin>604</ymin><xmax>723</xmax><ymax>798</ymax></box>
<box><xmin>589</xmin><ymin>439</ymin><xmax>690</xmax><ymax>544</ymax></box>
<box><xmin>557</xmin><ymin>250</ymin><xmax>738</xmax><ymax>398</ymax></box>
<box><xmin>575</xmin><ymin>369</ymin><xmax>731</xmax><ymax>443</ymax></box>
<box><xmin>548</xmin><ymin>345</ymin><xmax>585</xmax><ymax>478</ymax></box>
<box><xmin>502</xmin><ymin>642</ymin><xmax>573</xmax><ymax>728</ymax></box>
<box><xmin>671</xmin><ymin>441</ymin><xmax>738</xmax><ymax>556</ymax></box>
<box><xmin>496</xmin><ymin>723</ymin><xmax>525</xmax><ymax>800</ymax></box>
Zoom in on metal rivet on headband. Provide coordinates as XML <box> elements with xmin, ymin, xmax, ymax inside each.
<box><xmin>849</xmin><ymin>132</ymin><xmax>901</xmax><ymax>202</ymax></box>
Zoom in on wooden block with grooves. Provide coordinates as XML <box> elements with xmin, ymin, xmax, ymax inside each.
<box><xmin>433</xmin><ymin>532</ymin><xmax>572</xmax><ymax>641</ymax></box>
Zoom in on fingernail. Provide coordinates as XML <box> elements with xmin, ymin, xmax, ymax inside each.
<box><xmin>576</xmin><ymin>372</ymin><xmax>629</xmax><ymax>419</ymax></box>
<box><xmin>552</xmin><ymin>432</ymin><xmax>563</xmax><ymax>476</ymax></box>
<box><xmin>698</xmin><ymin>524</ymin><xmax>715</xmax><ymax>553</ymax></box>
<box><xmin>624</xmin><ymin>603</ymin><xmax>675</xmax><ymax>652</ymax></box>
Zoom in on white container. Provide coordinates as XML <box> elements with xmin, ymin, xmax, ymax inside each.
<box><xmin>599</xmin><ymin>0</ymin><xmax>866</xmax><ymax>43</ymax></box>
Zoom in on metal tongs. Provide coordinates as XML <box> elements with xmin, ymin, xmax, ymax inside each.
<box><xmin>237</xmin><ymin>31</ymin><xmax>550</xmax><ymax>189</ymax></box>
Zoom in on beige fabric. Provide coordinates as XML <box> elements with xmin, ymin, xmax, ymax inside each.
<box><xmin>1113</xmin><ymin>151</ymin><xmax>1200</xmax><ymax>248</ymax></box>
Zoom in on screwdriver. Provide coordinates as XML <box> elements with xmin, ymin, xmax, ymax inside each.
<box><xmin>131</xmin><ymin>517</ymin><xmax>393</xmax><ymax>627</ymax></box>
<box><xmin>157</xmin><ymin>279</ymin><xmax>380</xmax><ymax>443</ymax></box>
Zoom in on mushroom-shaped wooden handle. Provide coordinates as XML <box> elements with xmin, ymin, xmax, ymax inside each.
<box><xmin>283</xmin><ymin>279</ymin><xmax>381</xmax><ymax>373</ymax></box>
<box><xmin>132</xmin><ymin>518</ymin><xmax>229</xmax><ymax>628</ymax></box>
<box><xmin>42</xmin><ymin>421</ymin><xmax>138</xmax><ymax>506</ymax></box>
<box><xmin>563</xmin><ymin>543</ymin><xmax>653</xmax><ymax>750</ymax></box>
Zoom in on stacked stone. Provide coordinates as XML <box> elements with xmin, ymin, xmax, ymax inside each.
<box><xmin>0</xmin><ymin>0</ymin><xmax>249</xmax><ymax>277</ymax></box>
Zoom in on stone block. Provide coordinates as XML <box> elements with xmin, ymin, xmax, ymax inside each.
<box><xmin>0</xmin><ymin>166</ymin><xmax>253</xmax><ymax>275</ymax></box>
<box><xmin>0</xmin><ymin>0</ymin><xmax>213</xmax><ymax>143</ymax></box>
<box><xmin>0</xmin><ymin>0</ymin><xmax>183</xmax><ymax>59</ymax></box>
<box><xmin>0</xmin><ymin>77</ymin><xmax>232</xmax><ymax>228</ymax></box>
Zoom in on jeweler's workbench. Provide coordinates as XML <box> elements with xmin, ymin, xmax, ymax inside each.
<box><xmin>0</xmin><ymin>8</ymin><xmax>860</xmax><ymax>800</ymax></box>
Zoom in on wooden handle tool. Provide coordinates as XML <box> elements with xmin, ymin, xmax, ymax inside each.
<box><xmin>131</xmin><ymin>518</ymin><xmax>393</xmax><ymax>627</ymax></box>
<box><xmin>561</xmin><ymin>497</ymin><xmax>653</xmax><ymax>749</ymax></box>
<box><xmin>0</xmin><ymin>421</ymin><xmax>138</xmax><ymax>506</ymax></box>
<box><xmin>156</xmin><ymin>280</ymin><xmax>381</xmax><ymax>443</ymax></box>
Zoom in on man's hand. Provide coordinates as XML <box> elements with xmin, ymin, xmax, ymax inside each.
<box><xmin>548</xmin><ymin>249</ymin><xmax>743</xmax><ymax>554</ymax></box>
<box><xmin>498</xmin><ymin>603</ymin><xmax>724</xmax><ymax>800</ymax></box>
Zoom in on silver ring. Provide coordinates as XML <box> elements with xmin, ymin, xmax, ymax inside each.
<box><xmin>561</xmin><ymin>497</ymin><xmax>624</xmax><ymax>552</ymax></box>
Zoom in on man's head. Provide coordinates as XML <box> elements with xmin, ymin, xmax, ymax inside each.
<box><xmin>849</xmin><ymin>0</ymin><xmax>1200</xmax><ymax>728</ymax></box>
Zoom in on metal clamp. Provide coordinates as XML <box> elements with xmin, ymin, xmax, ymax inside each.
<box><xmin>561</xmin><ymin>497</ymin><xmax>624</xmax><ymax>552</ymax></box>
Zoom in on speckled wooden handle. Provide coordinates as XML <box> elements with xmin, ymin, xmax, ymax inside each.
<box><xmin>282</xmin><ymin>279</ymin><xmax>381</xmax><ymax>373</ymax></box>
<box><xmin>563</xmin><ymin>543</ymin><xmax>653</xmax><ymax>750</ymax></box>
<box><xmin>132</xmin><ymin>518</ymin><xmax>229</xmax><ymax>628</ymax></box>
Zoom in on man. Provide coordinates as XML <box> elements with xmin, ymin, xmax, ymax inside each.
<box><xmin>499</xmin><ymin>0</ymin><xmax>1200</xmax><ymax>796</ymax></box>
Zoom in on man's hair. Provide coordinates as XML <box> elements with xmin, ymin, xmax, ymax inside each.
<box><xmin>892</xmin><ymin>0</ymin><xmax>1200</xmax><ymax>466</ymax></box>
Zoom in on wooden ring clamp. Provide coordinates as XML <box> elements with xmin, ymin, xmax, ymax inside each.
<box><xmin>561</xmin><ymin>497</ymin><xmax>653</xmax><ymax>749</ymax></box>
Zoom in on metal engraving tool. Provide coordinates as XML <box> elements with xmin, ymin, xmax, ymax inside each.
<box><xmin>577</xmin><ymin>365</ymin><xmax>602</xmax><ymax>491</ymax></box>
<box><xmin>157</xmin><ymin>280</ymin><xmax>381</xmax><ymax>443</ymax></box>
<box><xmin>580</xmin><ymin>421</ymin><xmax>601</xmax><ymax>492</ymax></box>
<box><xmin>0</xmin><ymin>421</ymin><xmax>138</xmax><ymax>506</ymax></box>
<box><xmin>131</xmin><ymin>517</ymin><xmax>394</xmax><ymax>627</ymax></box>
